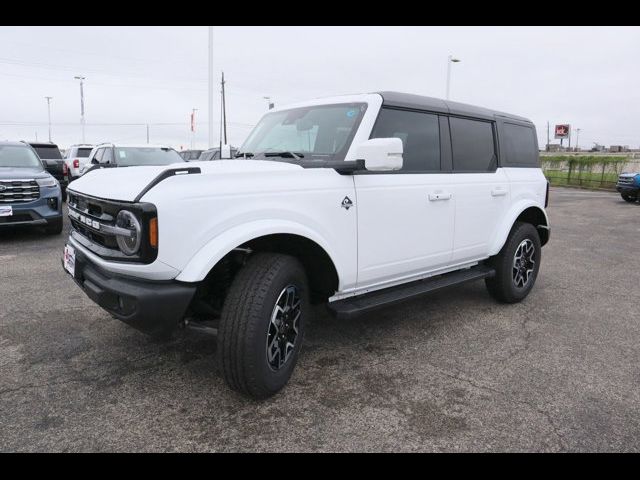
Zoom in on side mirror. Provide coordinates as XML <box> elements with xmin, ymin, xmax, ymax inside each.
<box><xmin>355</xmin><ymin>138</ymin><xmax>403</xmax><ymax>171</ymax></box>
<box><xmin>220</xmin><ymin>144</ymin><xmax>232</xmax><ymax>159</ymax></box>
<box><xmin>91</xmin><ymin>158</ymin><xmax>98</xmax><ymax>164</ymax></box>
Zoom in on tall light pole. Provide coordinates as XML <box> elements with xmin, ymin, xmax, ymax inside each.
<box><xmin>44</xmin><ymin>96</ymin><xmax>53</xmax><ymax>142</ymax></box>
<box><xmin>446</xmin><ymin>55</ymin><xmax>461</xmax><ymax>100</ymax></box>
<box><xmin>190</xmin><ymin>108</ymin><xmax>198</xmax><ymax>149</ymax></box>
<box><xmin>208</xmin><ymin>26</ymin><xmax>214</xmax><ymax>148</ymax></box>
<box><xmin>74</xmin><ymin>75</ymin><xmax>86</xmax><ymax>142</ymax></box>
<box><xmin>263</xmin><ymin>96</ymin><xmax>274</xmax><ymax>110</ymax></box>
<box><xmin>575</xmin><ymin>128</ymin><xmax>581</xmax><ymax>151</ymax></box>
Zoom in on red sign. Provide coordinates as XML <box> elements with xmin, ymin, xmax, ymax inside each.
<box><xmin>554</xmin><ymin>124</ymin><xmax>570</xmax><ymax>139</ymax></box>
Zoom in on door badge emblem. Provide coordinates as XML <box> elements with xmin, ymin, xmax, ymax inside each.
<box><xmin>341</xmin><ymin>196</ymin><xmax>353</xmax><ymax>210</ymax></box>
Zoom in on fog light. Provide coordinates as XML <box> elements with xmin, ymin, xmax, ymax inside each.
<box><xmin>47</xmin><ymin>198</ymin><xmax>58</xmax><ymax>210</ymax></box>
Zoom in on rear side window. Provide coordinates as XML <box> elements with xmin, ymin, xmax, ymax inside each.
<box><xmin>450</xmin><ymin>117</ymin><xmax>496</xmax><ymax>172</ymax></box>
<box><xmin>77</xmin><ymin>148</ymin><xmax>92</xmax><ymax>158</ymax></box>
<box><xmin>503</xmin><ymin>123</ymin><xmax>538</xmax><ymax>166</ymax></box>
<box><xmin>370</xmin><ymin>108</ymin><xmax>440</xmax><ymax>172</ymax></box>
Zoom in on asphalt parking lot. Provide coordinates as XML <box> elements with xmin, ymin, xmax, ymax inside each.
<box><xmin>1</xmin><ymin>186</ymin><xmax>639</xmax><ymax>452</ymax></box>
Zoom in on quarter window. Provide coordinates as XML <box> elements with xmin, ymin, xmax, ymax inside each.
<box><xmin>370</xmin><ymin>108</ymin><xmax>441</xmax><ymax>172</ymax></box>
<box><xmin>503</xmin><ymin>123</ymin><xmax>538</xmax><ymax>166</ymax></box>
<box><xmin>450</xmin><ymin>117</ymin><xmax>496</xmax><ymax>172</ymax></box>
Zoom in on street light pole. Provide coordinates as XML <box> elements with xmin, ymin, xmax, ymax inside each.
<box><xmin>44</xmin><ymin>96</ymin><xmax>53</xmax><ymax>142</ymax></box>
<box><xmin>208</xmin><ymin>26</ymin><xmax>214</xmax><ymax>148</ymax></box>
<box><xmin>191</xmin><ymin>108</ymin><xmax>198</xmax><ymax>149</ymax></box>
<box><xmin>446</xmin><ymin>55</ymin><xmax>461</xmax><ymax>100</ymax></box>
<box><xmin>74</xmin><ymin>75</ymin><xmax>86</xmax><ymax>142</ymax></box>
<box><xmin>575</xmin><ymin>128</ymin><xmax>581</xmax><ymax>151</ymax></box>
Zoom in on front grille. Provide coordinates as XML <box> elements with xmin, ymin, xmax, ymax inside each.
<box><xmin>0</xmin><ymin>179</ymin><xmax>40</xmax><ymax>203</ymax></box>
<box><xmin>66</xmin><ymin>191</ymin><xmax>157</xmax><ymax>264</ymax></box>
<box><xmin>617</xmin><ymin>175</ymin><xmax>636</xmax><ymax>186</ymax></box>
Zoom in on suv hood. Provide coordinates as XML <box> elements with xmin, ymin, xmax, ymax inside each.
<box><xmin>68</xmin><ymin>160</ymin><xmax>304</xmax><ymax>202</ymax></box>
<box><xmin>0</xmin><ymin>166</ymin><xmax>50</xmax><ymax>180</ymax></box>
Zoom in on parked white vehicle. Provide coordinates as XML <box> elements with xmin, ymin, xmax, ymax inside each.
<box><xmin>64</xmin><ymin>144</ymin><xmax>94</xmax><ymax>179</ymax></box>
<box><xmin>62</xmin><ymin>92</ymin><xmax>550</xmax><ymax>399</ymax></box>
<box><xmin>78</xmin><ymin>143</ymin><xmax>184</xmax><ymax>176</ymax></box>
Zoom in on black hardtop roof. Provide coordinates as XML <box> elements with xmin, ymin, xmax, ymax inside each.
<box><xmin>27</xmin><ymin>141</ymin><xmax>61</xmax><ymax>148</ymax></box>
<box><xmin>376</xmin><ymin>91</ymin><xmax>532</xmax><ymax>123</ymax></box>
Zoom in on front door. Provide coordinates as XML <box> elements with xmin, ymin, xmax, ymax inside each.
<box><xmin>355</xmin><ymin>107</ymin><xmax>455</xmax><ymax>289</ymax></box>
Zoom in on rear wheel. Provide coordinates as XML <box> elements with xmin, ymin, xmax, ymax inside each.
<box><xmin>485</xmin><ymin>222</ymin><xmax>541</xmax><ymax>303</ymax></box>
<box><xmin>217</xmin><ymin>252</ymin><xmax>308</xmax><ymax>399</ymax></box>
<box><xmin>621</xmin><ymin>194</ymin><xmax>637</xmax><ymax>203</ymax></box>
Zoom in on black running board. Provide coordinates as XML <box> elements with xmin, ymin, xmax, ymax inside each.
<box><xmin>328</xmin><ymin>265</ymin><xmax>495</xmax><ymax>320</ymax></box>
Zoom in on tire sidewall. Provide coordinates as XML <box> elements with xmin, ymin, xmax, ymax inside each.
<box><xmin>246</xmin><ymin>259</ymin><xmax>308</xmax><ymax>395</ymax></box>
<box><xmin>501</xmin><ymin>223</ymin><xmax>542</xmax><ymax>301</ymax></box>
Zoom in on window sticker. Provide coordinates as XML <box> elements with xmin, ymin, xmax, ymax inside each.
<box><xmin>346</xmin><ymin>109</ymin><xmax>356</xmax><ymax>118</ymax></box>
<box><xmin>119</xmin><ymin>150</ymin><xmax>126</xmax><ymax>158</ymax></box>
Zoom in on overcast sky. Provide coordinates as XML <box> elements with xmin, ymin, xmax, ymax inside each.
<box><xmin>1</xmin><ymin>26</ymin><xmax>638</xmax><ymax>150</ymax></box>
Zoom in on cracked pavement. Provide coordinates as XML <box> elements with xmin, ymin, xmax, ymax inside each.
<box><xmin>1</xmin><ymin>187</ymin><xmax>639</xmax><ymax>452</ymax></box>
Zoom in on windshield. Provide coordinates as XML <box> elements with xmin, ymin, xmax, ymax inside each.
<box><xmin>239</xmin><ymin>103</ymin><xmax>367</xmax><ymax>161</ymax></box>
<box><xmin>114</xmin><ymin>147</ymin><xmax>184</xmax><ymax>166</ymax></box>
<box><xmin>0</xmin><ymin>145</ymin><xmax>43</xmax><ymax>169</ymax></box>
<box><xmin>32</xmin><ymin>145</ymin><xmax>62</xmax><ymax>160</ymax></box>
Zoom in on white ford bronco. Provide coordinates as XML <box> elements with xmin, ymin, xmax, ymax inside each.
<box><xmin>62</xmin><ymin>92</ymin><xmax>550</xmax><ymax>399</ymax></box>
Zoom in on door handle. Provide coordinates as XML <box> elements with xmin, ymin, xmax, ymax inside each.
<box><xmin>491</xmin><ymin>188</ymin><xmax>507</xmax><ymax>197</ymax></box>
<box><xmin>428</xmin><ymin>192</ymin><xmax>452</xmax><ymax>201</ymax></box>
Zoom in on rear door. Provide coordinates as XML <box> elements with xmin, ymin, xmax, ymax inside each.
<box><xmin>447</xmin><ymin>116</ymin><xmax>510</xmax><ymax>263</ymax></box>
<box><xmin>354</xmin><ymin>107</ymin><xmax>455</xmax><ymax>289</ymax></box>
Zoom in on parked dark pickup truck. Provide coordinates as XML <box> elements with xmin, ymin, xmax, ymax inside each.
<box><xmin>28</xmin><ymin>142</ymin><xmax>68</xmax><ymax>201</ymax></box>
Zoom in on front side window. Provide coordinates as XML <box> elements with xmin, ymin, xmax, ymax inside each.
<box><xmin>114</xmin><ymin>147</ymin><xmax>184</xmax><ymax>166</ymax></box>
<box><xmin>102</xmin><ymin>148</ymin><xmax>114</xmax><ymax>164</ymax></box>
<box><xmin>240</xmin><ymin>103</ymin><xmax>367</xmax><ymax>161</ymax></box>
<box><xmin>450</xmin><ymin>117</ymin><xmax>496</xmax><ymax>172</ymax></box>
<box><xmin>370</xmin><ymin>108</ymin><xmax>441</xmax><ymax>172</ymax></box>
<box><xmin>0</xmin><ymin>145</ymin><xmax>43</xmax><ymax>169</ymax></box>
<box><xmin>93</xmin><ymin>148</ymin><xmax>105</xmax><ymax>163</ymax></box>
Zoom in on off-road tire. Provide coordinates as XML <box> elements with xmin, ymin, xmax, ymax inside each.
<box><xmin>485</xmin><ymin>222</ymin><xmax>541</xmax><ymax>303</ymax></box>
<box><xmin>217</xmin><ymin>252</ymin><xmax>308</xmax><ymax>399</ymax></box>
<box><xmin>621</xmin><ymin>194</ymin><xmax>637</xmax><ymax>203</ymax></box>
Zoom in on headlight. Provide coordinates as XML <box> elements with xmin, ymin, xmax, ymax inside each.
<box><xmin>36</xmin><ymin>177</ymin><xmax>58</xmax><ymax>188</ymax></box>
<box><xmin>115</xmin><ymin>210</ymin><xmax>142</xmax><ymax>255</ymax></box>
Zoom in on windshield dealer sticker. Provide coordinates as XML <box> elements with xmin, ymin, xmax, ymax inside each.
<box><xmin>0</xmin><ymin>206</ymin><xmax>12</xmax><ymax>217</ymax></box>
<box><xmin>119</xmin><ymin>151</ymin><xmax>126</xmax><ymax>158</ymax></box>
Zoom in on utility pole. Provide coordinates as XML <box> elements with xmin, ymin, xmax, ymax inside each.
<box><xmin>44</xmin><ymin>96</ymin><xmax>53</xmax><ymax>142</ymax></box>
<box><xmin>221</xmin><ymin>71</ymin><xmax>227</xmax><ymax>145</ymax></box>
<box><xmin>190</xmin><ymin>108</ymin><xmax>198</xmax><ymax>149</ymax></box>
<box><xmin>74</xmin><ymin>75</ymin><xmax>86</xmax><ymax>142</ymax></box>
<box><xmin>146</xmin><ymin>124</ymin><xmax>150</xmax><ymax>144</ymax></box>
<box><xmin>208</xmin><ymin>26</ymin><xmax>214</xmax><ymax>148</ymax></box>
<box><xmin>575</xmin><ymin>128</ymin><xmax>581</xmax><ymax>151</ymax></box>
<box><xmin>446</xmin><ymin>55</ymin><xmax>461</xmax><ymax>100</ymax></box>
<box><xmin>546</xmin><ymin>121</ymin><xmax>550</xmax><ymax>152</ymax></box>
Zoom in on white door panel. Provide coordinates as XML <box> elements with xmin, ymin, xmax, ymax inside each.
<box><xmin>450</xmin><ymin>169</ymin><xmax>510</xmax><ymax>263</ymax></box>
<box><xmin>355</xmin><ymin>174</ymin><xmax>454</xmax><ymax>288</ymax></box>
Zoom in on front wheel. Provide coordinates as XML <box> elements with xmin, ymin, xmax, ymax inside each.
<box><xmin>217</xmin><ymin>252</ymin><xmax>308</xmax><ymax>399</ymax></box>
<box><xmin>621</xmin><ymin>194</ymin><xmax>637</xmax><ymax>203</ymax></box>
<box><xmin>485</xmin><ymin>222</ymin><xmax>542</xmax><ymax>303</ymax></box>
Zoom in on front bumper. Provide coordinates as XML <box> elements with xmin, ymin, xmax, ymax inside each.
<box><xmin>62</xmin><ymin>241</ymin><xmax>196</xmax><ymax>336</ymax></box>
<box><xmin>616</xmin><ymin>185</ymin><xmax>639</xmax><ymax>196</ymax></box>
<box><xmin>0</xmin><ymin>190</ymin><xmax>62</xmax><ymax>227</ymax></box>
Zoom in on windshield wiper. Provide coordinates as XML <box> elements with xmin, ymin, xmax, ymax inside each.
<box><xmin>263</xmin><ymin>151</ymin><xmax>305</xmax><ymax>160</ymax></box>
<box><xmin>234</xmin><ymin>151</ymin><xmax>254</xmax><ymax>158</ymax></box>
